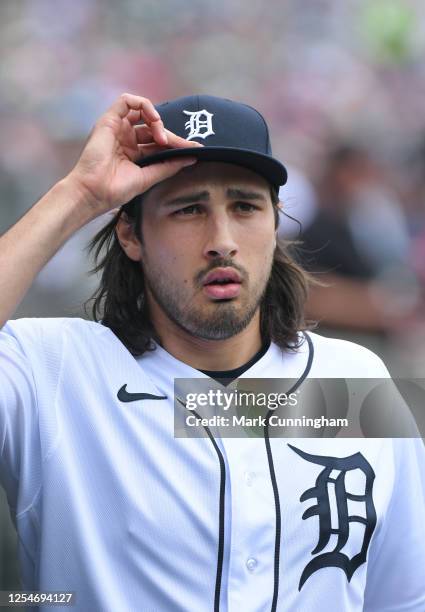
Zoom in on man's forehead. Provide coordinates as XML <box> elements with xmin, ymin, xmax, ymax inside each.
<box><xmin>145</xmin><ymin>161</ymin><xmax>271</xmax><ymax>203</ymax></box>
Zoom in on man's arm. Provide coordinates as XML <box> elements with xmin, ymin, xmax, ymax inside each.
<box><xmin>0</xmin><ymin>92</ymin><xmax>198</xmax><ymax>328</ymax></box>
<box><xmin>305</xmin><ymin>273</ymin><xmax>423</xmax><ymax>333</ymax></box>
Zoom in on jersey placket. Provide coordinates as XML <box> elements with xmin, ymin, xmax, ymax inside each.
<box><xmin>220</xmin><ymin>435</ymin><xmax>277</xmax><ymax>612</ymax></box>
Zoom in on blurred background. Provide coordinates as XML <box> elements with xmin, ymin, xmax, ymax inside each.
<box><xmin>1</xmin><ymin>0</ymin><xmax>425</xmax><ymax>594</ymax></box>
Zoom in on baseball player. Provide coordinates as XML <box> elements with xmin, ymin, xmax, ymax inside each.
<box><xmin>0</xmin><ymin>93</ymin><xmax>424</xmax><ymax>611</ymax></box>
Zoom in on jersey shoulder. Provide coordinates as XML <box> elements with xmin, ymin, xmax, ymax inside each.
<box><xmin>1</xmin><ymin>317</ymin><xmax>110</xmax><ymax>364</ymax></box>
<box><xmin>3</xmin><ymin>316</ymin><xmax>105</xmax><ymax>337</ymax></box>
<box><xmin>305</xmin><ymin>331</ymin><xmax>390</xmax><ymax>378</ymax></box>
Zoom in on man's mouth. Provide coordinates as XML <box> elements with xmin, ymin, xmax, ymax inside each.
<box><xmin>202</xmin><ymin>267</ymin><xmax>242</xmax><ymax>300</ymax></box>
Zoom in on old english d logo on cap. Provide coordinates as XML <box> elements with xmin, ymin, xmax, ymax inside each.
<box><xmin>183</xmin><ymin>109</ymin><xmax>215</xmax><ymax>140</ymax></box>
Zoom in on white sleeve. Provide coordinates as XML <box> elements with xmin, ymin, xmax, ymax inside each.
<box><xmin>363</xmin><ymin>437</ymin><xmax>425</xmax><ymax>611</ymax></box>
<box><xmin>0</xmin><ymin>320</ymin><xmax>49</xmax><ymax>517</ymax></box>
<box><xmin>0</xmin><ymin>318</ymin><xmax>66</xmax><ymax>518</ymax></box>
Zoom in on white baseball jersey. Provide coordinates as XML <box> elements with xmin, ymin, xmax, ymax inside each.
<box><xmin>0</xmin><ymin>317</ymin><xmax>424</xmax><ymax>611</ymax></box>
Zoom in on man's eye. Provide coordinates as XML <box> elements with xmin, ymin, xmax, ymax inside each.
<box><xmin>235</xmin><ymin>202</ymin><xmax>257</xmax><ymax>213</ymax></box>
<box><xmin>174</xmin><ymin>204</ymin><xmax>201</xmax><ymax>216</ymax></box>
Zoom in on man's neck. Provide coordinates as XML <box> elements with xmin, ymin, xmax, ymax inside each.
<box><xmin>151</xmin><ymin>308</ymin><xmax>264</xmax><ymax>371</ymax></box>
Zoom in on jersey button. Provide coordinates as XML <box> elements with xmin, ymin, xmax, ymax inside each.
<box><xmin>246</xmin><ymin>557</ymin><xmax>258</xmax><ymax>572</ymax></box>
<box><xmin>244</xmin><ymin>471</ymin><xmax>256</xmax><ymax>486</ymax></box>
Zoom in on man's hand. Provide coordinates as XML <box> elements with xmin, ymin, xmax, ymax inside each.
<box><xmin>67</xmin><ymin>92</ymin><xmax>200</xmax><ymax>215</ymax></box>
<box><xmin>0</xmin><ymin>92</ymin><xmax>201</xmax><ymax>326</ymax></box>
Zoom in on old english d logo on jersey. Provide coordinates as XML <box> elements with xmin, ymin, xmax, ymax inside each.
<box><xmin>288</xmin><ymin>444</ymin><xmax>377</xmax><ymax>591</ymax></box>
<box><xmin>183</xmin><ymin>109</ymin><xmax>215</xmax><ymax>140</ymax></box>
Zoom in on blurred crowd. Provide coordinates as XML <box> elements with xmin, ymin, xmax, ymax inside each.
<box><xmin>1</xmin><ymin>0</ymin><xmax>425</xmax><ymax>591</ymax></box>
<box><xmin>279</xmin><ymin>142</ymin><xmax>425</xmax><ymax>376</ymax></box>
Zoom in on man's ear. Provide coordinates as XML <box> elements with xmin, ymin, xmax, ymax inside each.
<box><xmin>115</xmin><ymin>212</ymin><xmax>142</xmax><ymax>261</ymax></box>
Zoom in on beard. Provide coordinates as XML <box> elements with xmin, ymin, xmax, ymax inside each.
<box><xmin>141</xmin><ymin>255</ymin><xmax>273</xmax><ymax>341</ymax></box>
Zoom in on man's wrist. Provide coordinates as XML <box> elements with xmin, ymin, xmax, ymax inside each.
<box><xmin>55</xmin><ymin>174</ymin><xmax>106</xmax><ymax>227</ymax></box>
<box><xmin>31</xmin><ymin>176</ymin><xmax>102</xmax><ymax>243</ymax></box>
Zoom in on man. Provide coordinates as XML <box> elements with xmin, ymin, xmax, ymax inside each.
<box><xmin>0</xmin><ymin>93</ymin><xmax>424</xmax><ymax>611</ymax></box>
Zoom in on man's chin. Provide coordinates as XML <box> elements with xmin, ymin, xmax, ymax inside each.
<box><xmin>184</xmin><ymin>326</ymin><xmax>243</xmax><ymax>342</ymax></box>
<box><xmin>179</xmin><ymin>305</ymin><xmax>258</xmax><ymax>341</ymax></box>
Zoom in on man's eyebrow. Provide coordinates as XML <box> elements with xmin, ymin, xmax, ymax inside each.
<box><xmin>163</xmin><ymin>191</ymin><xmax>210</xmax><ymax>207</ymax></box>
<box><xmin>226</xmin><ymin>188</ymin><xmax>266</xmax><ymax>201</ymax></box>
<box><xmin>162</xmin><ymin>187</ymin><xmax>267</xmax><ymax>207</ymax></box>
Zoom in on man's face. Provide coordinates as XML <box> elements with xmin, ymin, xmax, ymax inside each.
<box><xmin>138</xmin><ymin>162</ymin><xmax>276</xmax><ymax>341</ymax></box>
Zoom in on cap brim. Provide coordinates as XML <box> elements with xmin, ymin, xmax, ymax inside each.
<box><xmin>136</xmin><ymin>146</ymin><xmax>288</xmax><ymax>188</ymax></box>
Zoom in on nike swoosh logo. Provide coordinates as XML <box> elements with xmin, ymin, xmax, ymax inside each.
<box><xmin>117</xmin><ymin>384</ymin><xmax>167</xmax><ymax>403</ymax></box>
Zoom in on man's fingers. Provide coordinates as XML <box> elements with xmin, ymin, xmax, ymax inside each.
<box><xmin>137</xmin><ymin>143</ymin><xmax>171</xmax><ymax>155</ymax></box>
<box><xmin>101</xmin><ymin>93</ymin><xmax>206</xmax><ymax>156</ymax></box>
<box><xmin>127</xmin><ymin>109</ymin><xmax>142</xmax><ymax>124</ymax></box>
<box><xmin>120</xmin><ymin>94</ymin><xmax>168</xmax><ymax>145</ymax></box>
<box><xmin>134</xmin><ymin>124</ymin><xmax>155</xmax><ymax>145</ymax></box>
<box><xmin>146</xmin><ymin>118</ymin><xmax>167</xmax><ymax>145</ymax></box>
<box><xmin>165</xmin><ymin>129</ymin><xmax>204</xmax><ymax>149</ymax></box>
<box><xmin>107</xmin><ymin>93</ymin><xmax>158</xmax><ymax>121</ymax></box>
<box><xmin>134</xmin><ymin>125</ymin><xmax>204</xmax><ymax>150</ymax></box>
<box><xmin>103</xmin><ymin>94</ymin><xmax>205</xmax><ymax>150</ymax></box>
<box><xmin>104</xmin><ymin>93</ymin><xmax>168</xmax><ymax>146</ymax></box>
<box><xmin>133</xmin><ymin>121</ymin><xmax>205</xmax><ymax>148</ymax></box>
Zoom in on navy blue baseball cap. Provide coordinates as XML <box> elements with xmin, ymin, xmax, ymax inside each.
<box><xmin>135</xmin><ymin>94</ymin><xmax>287</xmax><ymax>189</ymax></box>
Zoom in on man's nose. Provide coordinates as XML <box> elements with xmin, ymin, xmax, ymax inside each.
<box><xmin>203</xmin><ymin>217</ymin><xmax>238</xmax><ymax>260</ymax></box>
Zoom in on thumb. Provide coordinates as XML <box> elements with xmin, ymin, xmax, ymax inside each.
<box><xmin>139</xmin><ymin>157</ymin><xmax>198</xmax><ymax>192</ymax></box>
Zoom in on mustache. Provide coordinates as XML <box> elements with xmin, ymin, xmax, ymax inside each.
<box><xmin>194</xmin><ymin>258</ymin><xmax>248</xmax><ymax>288</ymax></box>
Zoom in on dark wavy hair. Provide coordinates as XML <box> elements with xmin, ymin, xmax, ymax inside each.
<box><xmin>85</xmin><ymin>186</ymin><xmax>314</xmax><ymax>356</ymax></box>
